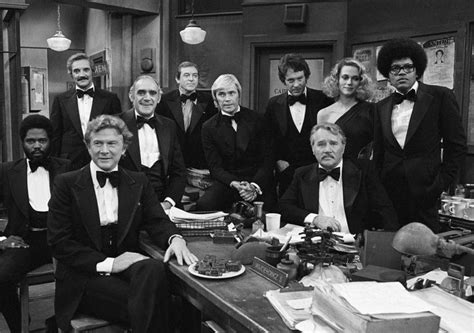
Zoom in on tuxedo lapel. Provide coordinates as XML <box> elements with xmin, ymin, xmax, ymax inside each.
<box><xmin>117</xmin><ymin>168</ymin><xmax>142</xmax><ymax>246</ymax></box>
<box><xmin>167</xmin><ymin>98</ymin><xmax>185</xmax><ymax>132</ymax></box>
<box><xmin>342</xmin><ymin>160</ymin><xmax>361</xmax><ymax>217</ymax></box>
<box><xmin>275</xmin><ymin>95</ymin><xmax>288</xmax><ymax>136</ymax></box>
<box><xmin>90</xmin><ymin>89</ymin><xmax>107</xmax><ymax>120</ymax></box>
<box><xmin>122</xmin><ymin>111</ymin><xmax>141</xmax><ymax>170</ymax></box>
<box><xmin>305</xmin><ymin>89</ymin><xmax>319</xmax><ymax>124</ymax></box>
<box><xmin>8</xmin><ymin>160</ymin><xmax>29</xmax><ymax>219</ymax></box>
<box><xmin>301</xmin><ymin>165</ymin><xmax>320</xmax><ymax>213</ymax></box>
<box><xmin>405</xmin><ymin>83</ymin><xmax>432</xmax><ymax>146</ymax></box>
<box><xmin>235</xmin><ymin>111</ymin><xmax>251</xmax><ymax>153</ymax></box>
<box><xmin>73</xmin><ymin>168</ymin><xmax>102</xmax><ymax>250</ymax></box>
<box><xmin>380</xmin><ymin>97</ymin><xmax>401</xmax><ymax>149</ymax></box>
<box><xmin>156</xmin><ymin>117</ymin><xmax>170</xmax><ymax>176</ymax></box>
<box><xmin>188</xmin><ymin>101</ymin><xmax>204</xmax><ymax>133</ymax></box>
<box><xmin>216</xmin><ymin>115</ymin><xmax>235</xmax><ymax>154</ymax></box>
<box><xmin>65</xmin><ymin>93</ymin><xmax>83</xmax><ymax>139</ymax></box>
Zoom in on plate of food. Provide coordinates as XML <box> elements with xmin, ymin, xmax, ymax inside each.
<box><xmin>188</xmin><ymin>256</ymin><xmax>245</xmax><ymax>280</ymax></box>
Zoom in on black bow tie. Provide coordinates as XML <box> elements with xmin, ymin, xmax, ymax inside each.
<box><xmin>180</xmin><ymin>92</ymin><xmax>197</xmax><ymax>103</ymax></box>
<box><xmin>393</xmin><ymin>90</ymin><xmax>416</xmax><ymax>105</ymax></box>
<box><xmin>29</xmin><ymin>158</ymin><xmax>50</xmax><ymax>172</ymax></box>
<box><xmin>96</xmin><ymin>171</ymin><xmax>119</xmax><ymax>188</ymax></box>
<box><xmin>136</xmin><ymin>115</ymin><xmax>156</xmax><ymax>129</ymax></box>
<box><xmin>288</xmin><ymin>94</ymin><xmax>306</xmax><ymax>106</ymax></box>
<box><xmin>76</xmin><ymin>88</ymin><xmax>94</xmax><ymax>98</ymax></box>
<box><xmin>318</xmin><ymin>167</ymin><xmax>340</xmax><ymax>182</ymax></box>
<box><xmin>223</xmin><ymin>112</ymin><xmax>241</xmax><ymax>125</ymax></box>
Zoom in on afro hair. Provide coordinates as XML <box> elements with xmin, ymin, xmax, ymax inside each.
<box><xmin>377</xmin><ymin>38</ymin><xmax>427</xmax><ymax>78</ymax></box>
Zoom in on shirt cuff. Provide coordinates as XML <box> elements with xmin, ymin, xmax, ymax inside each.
<box><xmin>0</xmin><ymin>236</ymin><xmax>6</xmax><ymax>242</ymax></box>
<box><xmin>305</xmin><ymin>213</ymin><xmax>318</xmax><ymax>224</ymax></box>
<box><xmin>164</xmin><ymin>197</ymin><xmax>176</xmax><ymax>207</ymax></box>
<box><xmin>250</xmin><ymin>182</ymin><xmax>262</xmax><ymax>195</ymax></box>
<box><xmin>96</xmin><ymin>257</ymin><xmax>114</xmax><ymax>274</ymax></box>
<box><xmin>168</xmin><ymin>234</ymin><xmax>184</xmax><ymax>245</ymax></box>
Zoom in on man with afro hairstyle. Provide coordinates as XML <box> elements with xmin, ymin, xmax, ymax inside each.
<box><xmin>373</xmin><ymin>38</ymin><xmax>466</xmax><ymax>232</ymax></box>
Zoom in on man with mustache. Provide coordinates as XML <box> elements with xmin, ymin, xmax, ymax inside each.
<box><xmin>120</xmin><ymin>75</ymin><xmax>186</xmax><ymax>211</ymax></box>
<box><xmin>374</xmin><ymin>38</ymin><xmax>466</xmax><ymax>232</ymax></box>
<box><xmin>51</xmin><ymin>53</ymin><xmax>122</xmax><ymax>170</ymax></box>
<box><xmin>279</xmin><ymin>123</ymin><xmax>397</xmax><ymax>234</ymax></box>
<box><xmin>0</xmin><ymin>115</ymin><xmax>70</xmax><ymax>332</ymax></box>
<box><xmin>265</xmin><ymin>54</ymin><xmax>333</xmax><ymax>197</ymax></box>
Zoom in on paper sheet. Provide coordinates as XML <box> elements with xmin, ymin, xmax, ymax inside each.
<box><xmin>169</xmin><ymin>207</ymin><xmax>227</xmax><ymax>221</ymax></box>
<box><xmin>331</xmin><ymin>282</ymin><xmax>433</xmax><ymax>315</ymax></box>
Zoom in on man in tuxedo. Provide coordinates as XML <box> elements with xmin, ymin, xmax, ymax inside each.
<box><xmin>197</xmin><ymin>74</ymin><xmax>276</xmax><ymax>211</ymax></box>
<box><xmin>0</xmin><ymin>115</ymin><xmax>70</xmax><ymax>332</ymax></box>
<box><xmin>120</xmin><ymin>75</ymin><xmax>186</xmax><ymax>210</ymax></box>
<box><xmin>157</xmin><ymin>61</ymin><xmax>217</xmax><ymax>170</ymax></box>
<box><xmin>264</xmin><ymin>54</ymin><xmax>333</xmax><ymax>197</ymax></box>
<box><xmin>374</xmin><ymin>38</ymin><xmax>467</xmax><ymax>232</ymax></box>
<box><xmin>279</xmin><ymin>123</ymin><xmax>397</xmax><ymax>234</ymax></box>
<box><xmin>48</xmin><ymin>115</ymin><xmax>197</xmax><ymax>332</ymax></box>
<box><xmin>51</xmin><ymin>52</ymin><xmax>122</xmax><ymax>170</ymax></box>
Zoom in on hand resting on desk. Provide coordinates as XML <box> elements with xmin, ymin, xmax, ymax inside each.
<box><xmin>164</xmin><ymin>237</ymin><xmax>199</xmax><ymax>266</ymax></box>
<box><xmin>312</xmin><ymin>216</ymin><xmax>342</xmax><ymax>232</ymax></box>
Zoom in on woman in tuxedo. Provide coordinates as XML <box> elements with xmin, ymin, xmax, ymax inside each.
<box><xmin>317</xmin><ymin>58</ymin><xmax>375</xmax><ymax>160</ymax></box>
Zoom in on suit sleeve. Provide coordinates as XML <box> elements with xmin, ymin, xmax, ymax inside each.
<box><xmin>279</xmin><ymin>172</ymin><xmax>312</xmax><ymax>226</ymax></box>
<box><xmin>163</xmin><ymin>125</ymin><xmax>186</xmax><ymax>204</ymax></box>
<box><xmin>252</xmin><ymin>118</ymin><xmax>274</xmax><ymax>188</ymax></box>
<box><xmin>264</xmin><ymin>101</ymin><xmax>279</xmax><ymax>164</ymax></box>
<box><xmin>438</xmin><ymin>89</ymin><xmax>467</xmax><ymax>189</ymax></box>
<box><xmin>47</xmin><ymin>175</ymin><xmax>107</xmax><ymax>274</ymax></box>
<box><xmin>50</xmin><ymin>96</ymin><xmax>63</xmax><ymax>157</ymax></box>
<box><xmin>372</xmin><ymin>103</ymin><xmax>384</xmax><ymax>174</ymax></box>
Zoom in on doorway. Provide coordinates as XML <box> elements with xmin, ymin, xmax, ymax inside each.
<box><xmin>254</xmin><ymin>45</ymin><xmax>333</xmax><ymax>114</ymax></box>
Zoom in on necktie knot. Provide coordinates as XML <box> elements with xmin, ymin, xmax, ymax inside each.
<box><xmin>29</xmin><ymin>158</ymin><xmax>50</xmax><ymax>172</ymax></box>
<box><xmin>77</xmin><ymin>88</ymin><xmax>94</xmax><ymax>98</ymax></box>
<box><xmin>393</xmin><ymin>90</ymin><xmax>416</xmax><ymax>105</ymax></box>
<box><xmin>288</xmin><ymin>94</ymin><xmax>307</xmax><ymax>106</ymax></box>
<box><xmin>180</xmin><ymin>92</ymin><xmax>197</xmax><ymax>103</ymax></box>
<box><xmin>136</xmin><ymin>115</ymin><xmax>156</xmax><ymax>129</ymax></box>
<box><xmin>318</xmin><ymin>167</ymin><xmax>340</xmax><ymax>182</ymax></box>
<box><xmin>96</xmin><ymin>171</ymin><xmax>119</xmax><ymax>188</ymax></box>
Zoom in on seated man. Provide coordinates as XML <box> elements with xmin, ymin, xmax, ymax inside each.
<box><xmin>197</xmin><ymin>74</ymin><xmax>276</xmax><ymax>211</ymax></box>
<box><xmin>48</xmin><ymin>115</ymin><xmax>197</xmax><ymax>332</ymax></box>
<box><xmin>0</xmin><ymin>115</ymin><xmax>70</xmax><ymax>333</ymax></box>
<box><xmin>120</xmin><ymin>75</ymin><xmax>186</xmax><ymax>211</ymax></box>
<box><xmin>279</xmin><ymin>123</ymin><xmax>398</xmax><ymax>234</ymax></box>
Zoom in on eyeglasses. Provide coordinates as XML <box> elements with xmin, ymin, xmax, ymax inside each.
<box><xmin>389</xmin><ymin>64</ymin><xmax>415</xmax><ymax>75</ymax></box>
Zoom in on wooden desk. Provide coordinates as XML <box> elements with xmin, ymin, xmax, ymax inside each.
<box><xmin>140</xmin><ymin>233</ymin><xmax>292</xmax><ymax>333</ymax></box>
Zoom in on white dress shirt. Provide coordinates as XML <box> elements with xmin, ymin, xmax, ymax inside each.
<box><xmin>288</xmin><ymin>88</ymin><xmax>307</xmax><ymax>133</ymax></box>
<box><xmin>221</xmin><ymin>107</ymin><xmax>240</xmax><ymax>132</ymax></box>
<box><xmin>179</xmin><ymin>88</ymin><xmax>197</xmax><ymax>131</ymax></box>
<box><xmin>135</xmin><ymin>111</ymin><xmax>160</xmax><ymax>168</ymax></box>
<box><xmin>27</xmin><ymin>160</ymin><xmax>50</xmax><ymax>212</ymax></box>
<box><xmin>304</xmin><ymin>161</ymin><xmax>350</xmax><ymax>233</ymax></box>
<box><xmin>90</xmin><ymin>162</ymin><xmax>118</xmax><ymax>226</ymax></box>
<box><xmin>76</xmin><ymin>84</ymin><xmax>94</xmax><ymax>136</ymax></box>
<box><xmin>391</xmin><ymin>81</ymin><xmax>418</xmax><ymax>148</ymax></box>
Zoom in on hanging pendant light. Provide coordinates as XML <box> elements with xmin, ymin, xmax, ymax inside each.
<box><xmin>47</xmin><ymin>4</ymin><xmax>71</xmax><ymax>52</ymax></box>
<box><xmin>180</xmin><ymin>0</ymin><xmax>206</xmax><ymax>45</ymax></box>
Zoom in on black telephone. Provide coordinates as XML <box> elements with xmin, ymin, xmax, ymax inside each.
<box><xmin>229</xmin><ymin>201</ymin><xmax>257</xmax><ymax>227</ymax></box>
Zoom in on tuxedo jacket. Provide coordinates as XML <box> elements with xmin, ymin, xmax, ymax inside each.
<box><xmin>157</xmin><ymin>89</ymin><xmax>217</xmax><ymax>169</ymax></box>
<box><xmin>279</xmin><ymin>159</ymin><xmax>398</xmax><ymax>234</ymax></box>
<box><xmin>47</xmin><ymin>166</ymin><xmax>179</xmax><ymax>329</ymax></box>
<box><xmin>201</xmin><ymin>107</ymin><xmax>273</xmax><ymax>189</ymax></box>
<box><xmin>264</xmin><ymin>87</ymin><xmax>333</xmax><ymax>162</ymax></box>
<box><xmin>373</xmin><ymin>82</ymin><xmax>467</xmax><ymax>201</ymax></box>
<box><xmin>0</xmin><ymin>157</ymin><xmax>70</xmax><ymax>238</ymax></box>
<box><xmin>50</xmin><ymin>88</ymin><xmax>122</xmax><ymax>170</ymax></box>
<box><xmin>119</xmin><ymin>109</ymin><xmax>186</xmax><ymax>204</ymax></box>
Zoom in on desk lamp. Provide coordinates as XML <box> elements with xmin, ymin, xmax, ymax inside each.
<box><xmin>392</xmin><ymin>222</ymin><xmax>474</xmax><ymax>258</ymax></box>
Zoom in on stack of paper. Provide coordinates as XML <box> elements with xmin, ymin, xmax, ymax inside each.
<box><xmin>168</xmin><ymin>207</ymin><xmax>228</xmax><ymax>229</ymax></box>
<box><xmin>264</xmin><ymin>289</ymin><xmax>313</xmax><ymax>329</ymax></box>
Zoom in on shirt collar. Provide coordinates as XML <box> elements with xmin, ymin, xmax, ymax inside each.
<box><xmin>75</xmin><ymin>83</ymin><xmax>95</xmax><ymax>92</ymax></box>
<box><xmin>287</xmin><ymin>87</ymin><xmax>307</xmax><ymax>97</ymax></box>
<box><xmin>134</xmin><ymin>110</ymin><xmax>155</xmax><ymax>120</ymax></box>
<box><xmin>90</xmin><ymin>161</ymin><xmax>119</xmax><ymax>188</ymax></box>
<box><xmin>178</xmin><ymin>87</ymin><xmax>196</xmax><ymax>96</ymax></box>
<box><xmin>318</xmin><ymin>160</ymin><xmax>343</xmax><ymax>181</ymax></box>
<box><xmin>395</xmin><ymin>80</ymin><xmax>418</xmax><ymax>95</ymax></box>
<box><xmin>221</xmin><ymin>106</ymin><xmax>241</xmax><ymax>117</ymax></box>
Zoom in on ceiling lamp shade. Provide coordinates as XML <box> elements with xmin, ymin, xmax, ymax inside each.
<box><xmin>47</xmin><ymin>4</ymin><xmax>71</xmax><ymax>52</ymax></box>
<box><xmin>180</xmin><ymin>19</ymin><xmax>206</xmax><ymax>45</ymax></box>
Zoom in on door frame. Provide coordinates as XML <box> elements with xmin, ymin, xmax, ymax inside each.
<box><xmin>241</xmin><ymin>32</ymin><xmax>345</xmax><ymax>110</ymax></box>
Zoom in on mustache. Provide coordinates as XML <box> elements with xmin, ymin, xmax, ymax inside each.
<box><xmin>77</xmin><ymin>76</ymin><xmax>89</xmax><ymax>80</ymax></box>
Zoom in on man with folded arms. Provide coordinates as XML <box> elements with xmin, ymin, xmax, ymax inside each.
<box><xmin>0</xmin><ymin>115</ymin><xmax>70</xmax><ymax>332</ymax></box>
<box><xmin>279</xmin><ymin>123</ymin><xmax>397</xmax><ymax>234</ymax></box>
<box><xmin>51</xmin><ymin>53</ymin><xmax>122</xmax><ymax>170</ymax></box>
<box><xmin>48</xmin><ymin>115</ymin><xmax>197</xmax><ymax>332</ymax></box>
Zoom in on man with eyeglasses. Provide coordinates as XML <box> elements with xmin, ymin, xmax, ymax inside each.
<box><xmin>373</xmin><ymin>38</ymin><xmax>466</xmax><ymax>232</ymax></box>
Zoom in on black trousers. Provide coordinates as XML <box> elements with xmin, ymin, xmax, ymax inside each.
<box><xmin>0</xmin><ymin>230</ymin><xmax>51</xmax><ymax>333</ymax></box>
<box><xmin>77</xmin><ymin>258</ymin><xmax>170</xmax><ymax>333</ymax></box>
